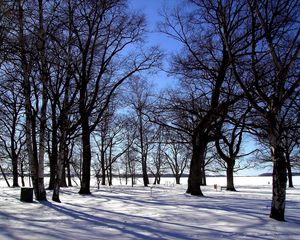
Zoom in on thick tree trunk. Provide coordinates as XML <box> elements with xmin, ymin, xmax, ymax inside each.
<box><xmin>186</xmin><ymin>133</ymin><xmax>206</xmax><ymax>196</ymax></box>
<box><xmin>226</xmin><ymin>161</ymin><xmax>236</xmax><ymax>191</ymax></box>
<box><xmin>268</xmin><ymin>114</ymin><xmax>287</xmax><ymax>221</ymax></box>
<box><xmin>175</xmin><ymin>176</ymin><xmax>180</xmax><ymax>184</ymax></box>
<box><xmin>79</xmin><ymin>117</ymin><xmax>92</xmax><ymax>194</ymax></box>
<box><xmin>12</xmin><ymin>152</ymin><xmax>19</xmax><ymax>187</ymax></box>
<box><xmin>270</xmin><ymin>144</ymin><xmax>287</xmax><ymax>221</ymax></box>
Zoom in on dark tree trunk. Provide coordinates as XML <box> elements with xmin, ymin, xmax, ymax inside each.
<box><xmin>52</xmin><ymin>110</ymin><xmax>69</xmax><ymax>202</ymax></box>
<box><xmin>79</xmin><ymin>117</ymin><xmax>91</xmax><ymax>194</ymax></box>
<box><xmin>67</xmin><ymin>156</ymin><xmax>72</xmax><ymax>187</ymax></box>
<box><xmin>60</xmin><ymin>156</ymin><xmax>67</xmax><ymax>188</ymax></box>
<box><xmin>226</xmin><ymin>161</ymin><xmax>236</xmax><ymax>191</ymax></box>
<box><xmin>11</xmin><ymin>119</ymin><xmax>19</xmax><ymax>187</ymax></box>
<box><xmin>142</xmin><ymin>156</ymin><xmax>149</xmax><ymax>187</ymax></box>
<box><xmin>52</xmin><ymin>148</ymin><xmax>64</xmax><ymax>203</ymax></box>
<box><xmin>0</xmin><ymin>165</ymin><xmax>10</xmax><ymax>187</ymax></box>
<box><xmin>270</xmin><ymin>144</ymin><xmax>287</xmax><ymax>221</ymax></box>
<box><xmin>60</xmin><ymin>169</ymin><xmax>67</xmax><ymax>187</ymax></box>
<box><xmin>125</xmin><ymin>161</ymin><xmax>128</xmax><ymax>185</ymax></box>
<box><xmin>108</xmin><ymin>145</ymin><xmax>113</xmax><ymax>186</ymax></box>
<box><xmin>286</xmin><ymin>152</ymin><xmax>294</xmax><ymax>188</ymax></box>
<box><xmin>12</xmin><ymin>152</ymin><xmax>19</xmax><ymax>187</ymax></box>
<box><xmin>20</xmin><ymin>161</ymin><xmax>25</xmax><ymax>187</ymax></box>
<box><xmin>48</xmin><ymin>105</ymin><xmax>58</xmax><ymax>190</ymax></box>
<box><xmin>108</xmin><ymin>167</ymin><xmax>112</xmax><ymax>186</ymax></box>
<box><xmin>186</xmin><ymin>132</ymin><xmax>206</xmax><ymax>196</ymax></box>
<box><xmin>267</xmin><ymin>114</ymin><xmax>287</xmax><ymax>221</ymax></box>
<box><xmin>175</xmin><ymin>175</ymin><xmax>180</xmax><ymax>184</ymax></box>
<box><xmin>101</xmin><ymin>141</ymin><xmax>106</xmax><ymax>185</ymax></box>
<box><xmin>201</xmin><ymin>165</ymin><xmax>206</xmax><ymax>186</ymax></box>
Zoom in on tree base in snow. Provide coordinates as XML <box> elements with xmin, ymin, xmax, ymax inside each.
<box><xmin>78</xmin><ymin>189</ymin><xmax>91</xmax><ymax>195</ymax></box>
<box><xmin>270</xmin><ymin>207</ymin><xmax>285</xmax><ymax>222</ymax></box>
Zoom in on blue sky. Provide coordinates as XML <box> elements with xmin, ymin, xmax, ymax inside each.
<box><xmin>128</xmin><ymin>0</ymin><xmax>180</xmax><ymax>89</ymax></box>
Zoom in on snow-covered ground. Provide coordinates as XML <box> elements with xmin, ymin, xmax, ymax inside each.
<box><xmin>0</xmin><ymin>176</ymin><xmax>299</xmax><ymax>240</ymax></box>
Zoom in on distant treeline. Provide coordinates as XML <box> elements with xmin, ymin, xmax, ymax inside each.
<box><xmin>259</xmin><ymin>173</ymin><xmax>300</xmax><ymax>177</ymax></box>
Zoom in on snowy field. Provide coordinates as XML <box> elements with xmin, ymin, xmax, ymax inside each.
<box><xmin>0</xmin><ymin>176</ymin><xmax>300</xmax><ymax>240</ymax></box>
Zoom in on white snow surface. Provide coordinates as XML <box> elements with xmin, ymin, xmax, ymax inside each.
<box><xmin>0</xmin><ymin>176</ymin><xmax>300</xmax><ymax>240</ymax></box>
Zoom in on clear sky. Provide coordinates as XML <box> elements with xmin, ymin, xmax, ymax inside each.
<box><xmin>128</xmin><ymin>0</ymin><xmax>180</xmax><ymax>89</ymax></box>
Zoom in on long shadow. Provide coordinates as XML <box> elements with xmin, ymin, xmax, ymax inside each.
<box><xmin>1</xmin><ymin>185</ymin><xmax>299</xmax><ymax>240</ymax></box>
<box><xmin>93</xmin><ymin>190</ymin><xmax>270</xmax><ymax>219</ymax></box>
<box><xmin>42</xmin><ymin>201</ymin><xmax>207</xmax><ymax>240</ymax></box>
<box><xmin>43</xmin><ymin>200</ymin><xmax>279</xmax><ymax>240</ymax></box>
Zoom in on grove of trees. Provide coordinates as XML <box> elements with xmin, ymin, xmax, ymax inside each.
<box><xmin>0</xmin><ymin>0</ymin><xmax>299</xmax><ymax>222</ymax></box>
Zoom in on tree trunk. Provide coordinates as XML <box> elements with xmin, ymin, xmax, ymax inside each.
<box><xmin>67</xmin><ymin>154</ymin><xmax>73</xmax><ymax>187</ymax></box>
<box><xmin>186</xmin><ymin>132</ymin><xmax>206</xmax><ymax>196</ymax></box>
<box><xmin>101</xmin><ymin>141</ymin><xmax>106</xmax><ymax>185</ymax></box>
<box><xmin>125</xmin><ymin>161</ymin><xmax>128</xmax><ymax>185</ymax></box>
<box><xmin>270</xmin><ymin>144</ymin><xmax>287</xmax><ymax>221</ymax></box>
<box><xmin>201</xmin><ymin>165</ymin><xmax>206</xmax><ymax>186</ymax></box>
<box><xmin>11</xmin><ymin>150</ymin><xmax>19</xmax><ymax>187</ymax></box>
<box><xmin>20</xmin><ymin>161</ymin><xmax>25</xmax><ymax>187</ymax></box>
<box><xmin>142</xmin><ymin>155</ymin><xmax>149</xmax><ymax>187</ymax></box>
<box><xmin>268</xmin><ymin>114</ymin><xmax>287</xmax><ymax>221</ymax></box>
<box><xmin>109</xmin><ymin>145</ymin><xmax>113</xmax><ymax>186</ymax></box>
<box><xmin>175</xmin><ymin>175</ymin><xmax>180</xmax><ymax>184</ymax></box>
<box><xmin>10</xmin><ymin>117</ymin><xmax>19</xmax><ymax>187</ymax></box>
<box><xmin>79</xmin><ymin>116</ymin><xmax>91</xmax><ymax>194</ymax></box>
<box><xmin>226</xmin><ymin>160</ymin><xmax>236</xmax><ymax>191</ymax></box>
<box><xmin>48</xmin><ymin>105</ymin><xmax>58</xmax><ymax>190</ymax></box>
<box><xmin>60</xmin><ymin>158</ymin><xmax>67</xmax><ymax>188</ymax></box>
<box><xmin>52</xmin><ymin>144</ymin><xmax>65</xmax><ymax>203</ymax></box>
<box><xmin>52</xmin><ymin>105</ymin><xmax>69</xmax><ymax>202</ymax></box>
<box><xmin>286</xmin><ymin>152</ymin><xmax>294</xmax><ymax>188</ymax></box>
<box><xmin>0</xmin><ymin>164</ymin><xmax>10</xmax><ymax>187</ymax></box>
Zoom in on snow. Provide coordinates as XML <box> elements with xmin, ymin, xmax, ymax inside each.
<box><xmin>0</xmin><ymin>177</ymin><xmax>300</xmax><ymax>240</ymax></box>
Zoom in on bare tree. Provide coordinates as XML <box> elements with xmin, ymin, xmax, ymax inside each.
<box><xmin>63</xmin><ymin>0</ymin><xmax>161</xmax><ymax>194</ymax></box>
<box><xmin>220</xmin><ymin>0</ymin><xmax>300</xmax><ymax>220</ymax></box>
<box><xmin>165</xmin><ymin>139</ymin><xmax>189</xmax><ymax>185</ymax></box>
<box><xmin>0</xmin><ymin>80</ymin><xmax>25</xmax><ymax>187</ymax></box>
<box><xmin>215</xmin><ymin>106</ymin><xmax>254</xmax><ymax>191</ymax></box>
<box><xmin>159</xmin><ymin>1</ymin><xmax>242</xmax><ymax>196</ymax></box>
<box><xmin>13</xmin><ymin>0</ymin><xmax>48</xmax><ymax>200</ymax></box>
